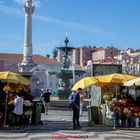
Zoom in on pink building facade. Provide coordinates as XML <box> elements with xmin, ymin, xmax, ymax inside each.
<box><xmin>92</xmin><ymin>47</ymin><xmax>119</xmax><ymax>62</ymax></box>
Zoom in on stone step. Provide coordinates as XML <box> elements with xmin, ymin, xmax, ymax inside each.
<box><xmin>49</xmin><ymin>100</ymin><xmax>89</xmax><ymax>111</ymax></box>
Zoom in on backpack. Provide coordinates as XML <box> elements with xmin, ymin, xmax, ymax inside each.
<box><xmin>68</xmin><ymin>92</ymin><xmax>75</xmax><ymax>105</ymax></box>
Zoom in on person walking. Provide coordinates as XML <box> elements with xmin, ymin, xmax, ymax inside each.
<box><xmin>42</xmin><ymin>89</ymin><xmax>51</xmax><ymax>115</ymax></box>
<box><xmin>72</xmin><ymin>88</ymin><xmax>82</xmax><ymax>129</ymax></box>
<box><xmin>13</xmin><ymin>93</ymin><xmax>24</xmax><ymax>126</ymax></box>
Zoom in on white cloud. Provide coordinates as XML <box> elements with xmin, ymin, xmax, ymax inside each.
<box><xmin>0</xmin><ymin>0</ymin><xmax>21</xmax><ymax>15</ymax></box>
<box><xmin>0</xmin><ymin>0</ymin><xmax>41</xmax><ymax>16</ymax></box>
<box><xmin>0</xmin><ymin>2</ymin><xmax>113</xmax><ymax>38</ymax></box>
<box><xmin>0</xmin><ymin>4</ymin><xmax>22</xmax><ymax>16</ymax></box>
<box><xmin>34</xmin><ymin>15</ymin><xmax>113</xmax><ymax>37</ymax></box>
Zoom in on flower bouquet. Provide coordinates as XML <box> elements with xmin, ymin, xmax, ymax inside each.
<box><xmin>123</xmin><ymin>108</ymin><xmax>131</xmax><ymax>118</ymax></box>
<box><xmin>131</xmin><ymin>107</ymin><xmax>140</xmax><ymax>118</ymax></box>
<box><xmin>102</xmin><ymin>93</ymin><xmax>113</xmax><ymax>103</ymax></box>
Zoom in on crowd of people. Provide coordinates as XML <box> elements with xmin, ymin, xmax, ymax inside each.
<box><xmin>0</xmin><ymin>82</ymin><xmax>86</xmax><ymax>129</ymax></box>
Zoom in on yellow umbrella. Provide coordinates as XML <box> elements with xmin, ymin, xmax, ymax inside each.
<box><xmin>123</xmin><ymin>77</ymin><xmax>140</xmax><ymax>86</ymax></box>
<box><xmin>0</xmin><ymin>71</ymin><xmax>30</xmax><ymax>85</ymax></box>
<box><xmin>96</xmin><ymin>73</ymin><xmax>136</xmax><ymax>86</ymax></box>
<box><xmin>71</xmin><ymin>77</ymin><xmax>98</xmax><ymax>91</ymax></box>
<box><xmin>96</xmin><ymin>73</ymin><xmax>136</xmax><ymax>99</ymax></box>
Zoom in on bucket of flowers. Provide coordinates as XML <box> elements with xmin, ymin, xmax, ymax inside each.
<box><xmin>123</xmin><ymin>108</ymin><xmax>131</xmax><ymax>118</ymax></box>
<box><xmin>131</xmin><ymin>107</ymin><xmax>140</xmax><ymax>128</ymax></box>
<box><xmin>122</xmin><ymin>108</ymin><xmax>131</xmax><ymax>127</ymax></box>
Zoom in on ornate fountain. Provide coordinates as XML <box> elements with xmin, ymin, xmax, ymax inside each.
<box><xmin>55</xmin><ymin>37</ymin><xmax>85</xmax><ymax>99</ymax></box>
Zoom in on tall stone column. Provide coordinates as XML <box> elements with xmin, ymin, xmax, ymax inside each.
<box><xmin>19</xmin><ymin>0</ymin><xmax>36</xmax><ymax>72</ymax></box>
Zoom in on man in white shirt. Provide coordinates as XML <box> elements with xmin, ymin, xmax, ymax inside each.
<box><xmin>13</xmin><ymin>93</ymin><xmax>24</xmax><ymax>126</ymax></box>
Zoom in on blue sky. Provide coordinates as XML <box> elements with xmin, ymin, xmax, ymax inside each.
<box><xmin>0</xmin><ymin>0</ymin><xmax>140</xmax><ymax>57</ymax></box>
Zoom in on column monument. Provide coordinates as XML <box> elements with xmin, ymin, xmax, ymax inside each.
<box><xmin>19</xmin><ymin>0</ymin><xmax>36</xmax><ymax>72</ymax></box>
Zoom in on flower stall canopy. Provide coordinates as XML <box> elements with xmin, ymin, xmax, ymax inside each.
<box><xmin>97</xmin><ymin>73</ymin><xmax>136</xmax><ymax>84</ymax></box>
<box><xmin>0</xmin><ymin>71</ymin><xmax>30</xmax><ymax>85</ymax></box>
<box><xmin>71</xmin><ymin>77</ymin><xmax>98</xmax><ymax>91</ymax></box>
<box><xmin>96</xmin><ymin>73</ymin><xmax>136</xmax><ymax>87</ymax></box>
<box><xmin>123</xmin><ymin>77</ymin><xmax>140</xmax><ymax>87</ymax></box>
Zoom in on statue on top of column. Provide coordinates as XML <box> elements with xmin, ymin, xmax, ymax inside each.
<box><xmin>24</xmin><ymin>0</ymin><xmax>35</xmax><ymax>14</ymax></box>
<box><xmin>61</xmin><ymin>37</ymin><xmax>72</xmax><ymax>70</ymax></box>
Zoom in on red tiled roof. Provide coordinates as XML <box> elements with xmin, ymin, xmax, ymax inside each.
<box><xmin>0</xmin><ymin>53</ymin><xmax>60</xmax><ymax>65</ymax></box>
<box><xmin>103</xmin><ymin>57</ymin><xmax>116</xmax><ymax>62</ymax></box>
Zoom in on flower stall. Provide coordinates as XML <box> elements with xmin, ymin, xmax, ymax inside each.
<box><xmin>102</xmin><ymin>87</ymin><xmax>140</xmax><ymax>128</ymax></box>
<box><xmin>96</xmin><ymin>73</ymin><xmax>139</xmax><ymax>128</ymax></box>
<box><xmin>0</xmin><ymin>82</ymin><xmax>33</xmax><ymax>127</ymax></box>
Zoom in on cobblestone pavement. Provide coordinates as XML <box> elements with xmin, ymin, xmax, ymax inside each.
<box><xmin>0</xmin><ymin>109</ymin><xmax>140</xmax><ymax>140</ymax></box>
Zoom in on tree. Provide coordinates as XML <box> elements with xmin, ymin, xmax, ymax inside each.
<box><xmin>52</xmin><ymin>47</ymin><xmax>58</xmax><ymax>59</ymax></box>
<box><xmin>46</xmin><ymin>54</ymin><xmax>50</xmax><ymax>58</ymax></box>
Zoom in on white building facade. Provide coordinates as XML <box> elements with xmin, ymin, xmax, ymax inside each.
<box><xmin>114</xmin><ymin>49</ymin><xmax>140</xmax><ymax>76</ymax></box>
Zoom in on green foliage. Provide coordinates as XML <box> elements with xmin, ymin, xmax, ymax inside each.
<box><xmin>102</xmin><ymin>93</ymin><xmax>113</xmax><ymax>103</ymax></box>
<box><xmin>52</xmin><ymin>47</ymin><xmax>58</xmax><ymax>58</ymax></box>
<box><xmin>46</xmin><ymin>54</ymin><xmax>50</xmax><ymax>58</ymax></box>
